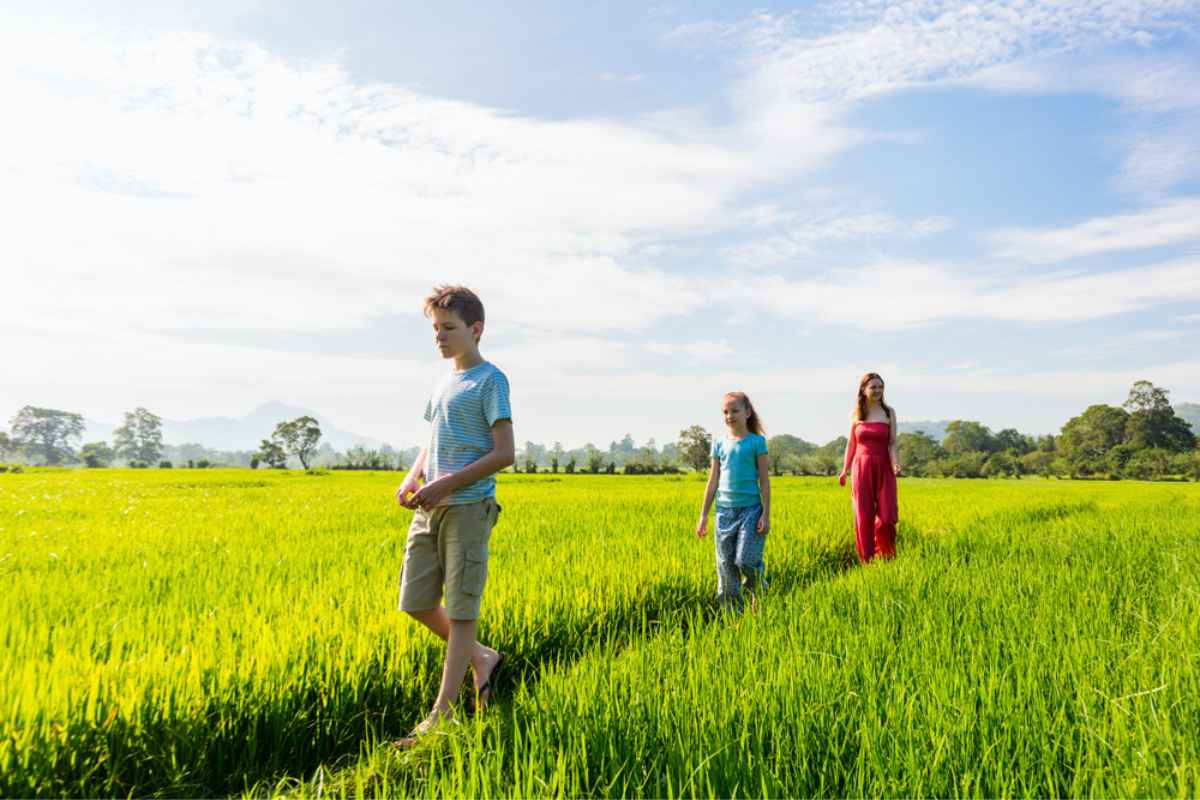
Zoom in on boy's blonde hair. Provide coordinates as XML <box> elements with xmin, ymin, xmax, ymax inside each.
<box><xmin>424</xmin><ymin>285</ymin><xmax>485</xmax><ymax>333</ymax></box>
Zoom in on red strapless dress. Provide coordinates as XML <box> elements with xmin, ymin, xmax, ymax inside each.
<box><xmin>847</xmin><ymin>421</ymin><xmax>897</xmax><ymax>561</ymax></box>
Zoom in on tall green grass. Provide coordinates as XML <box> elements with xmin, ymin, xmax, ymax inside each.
<box><xmin>2</xmin><ymin>470</ymin><xmax>1197</xmax><ymax>796</ymax></box>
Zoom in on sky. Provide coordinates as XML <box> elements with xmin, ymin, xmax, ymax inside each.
<box><xmin>3</xmin><ymin>0</ymin><xmax>1200</xmax><ymax>450</ymax></box>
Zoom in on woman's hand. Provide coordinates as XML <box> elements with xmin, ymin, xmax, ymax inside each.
<box><xmin>838</xmin><ymin>471</ymin><xmax>847</xmax><ymax>487</ymax></box>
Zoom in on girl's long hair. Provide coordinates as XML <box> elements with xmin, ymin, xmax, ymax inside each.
<box><xmin>853</xmin><ymin>372</ymin><xmax>894</xmax><ymax>423</ymax></box>
<box><xmin>726</xmin><ymin>392</ymin><xmax>766</xmax><ymax>436</ymax></box>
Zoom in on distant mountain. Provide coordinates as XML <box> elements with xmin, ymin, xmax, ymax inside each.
<box><xmin>1176</xmin><ymin>403</ymin><xmax>1200</xmax><ymax>433</ymax></box>
<box><xmin>897</xmin><ymin>420</ymin><xmax>952</xmax><ymax>442</ymax></box>
<box><xmin>84</xmin><ymin>402</ymin><xmax>388</xmax><ymax>452</ymax></box>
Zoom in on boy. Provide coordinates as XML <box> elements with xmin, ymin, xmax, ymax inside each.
<box><xmin>394</xmin><ymin>285</ymin><xmax>514</xmax><ymax>745</ymax></box>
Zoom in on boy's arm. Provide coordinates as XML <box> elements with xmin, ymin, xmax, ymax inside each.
<box><xmin>696</xmin><ymin>458</ymin><xmax>720</xmax><ymax>537</ymax></box>
<box><xmin>756</xmin><ymin>452</ymin><xmax>770</xmax><ymax>535</ymax></box>
<box><xmin>396</xmin><ymin>447</ymin><xmax>428</xmax><ymax>509</ymax></box>
<box><xmin>412</xmin><ymin>420</ymin><xmax>514</xmax><ymax>510</ymax></box>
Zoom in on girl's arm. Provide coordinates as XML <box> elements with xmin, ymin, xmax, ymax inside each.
<box><xmin>696</xmin><ymin>458</ymin><xmax>720</xmax><ymax>538</ymax></box>
<box><xmin>756</xmin><ymin>452</ymin><xmax>771</xmax><ymax>535</ymax></box>
<box><xmin>838</xmin><ymin>423</ymin><xmax>857</xmax><ymax>486</ymax></box>
<box><xmin>889</xmin><ymin>410</ymin><xmax>902</xmax><ymax>475</ymax></box>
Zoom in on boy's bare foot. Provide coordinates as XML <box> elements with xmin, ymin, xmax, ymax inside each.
<box><xmin>394</xmin><ymin>709</ymin><xmax>455</xmax><ymax>748</ymax></box>
<box><xmin>471</xmin><ymin>650</ymin><xmax>506</xmax><ymax>713</ymax></box>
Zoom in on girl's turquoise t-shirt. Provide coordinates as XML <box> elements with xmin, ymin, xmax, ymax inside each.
<box><xmin>711</xmin><ymin>433</ymin><xmax>767</xmax><ymax>508</ymax></box>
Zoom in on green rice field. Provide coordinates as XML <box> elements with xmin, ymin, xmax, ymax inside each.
<box><xmin>2</xmin><ymin>469</ymin><xmax>1198</xmax><ymax>797</ymax></box>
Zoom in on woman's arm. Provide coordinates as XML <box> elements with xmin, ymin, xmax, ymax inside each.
<box><xmin>889</xmin><ymin>410</ymin><xmax>902</xmax><ymax>475</ymax></box>
<box><xmin>756</xmin><ymin>452</ymin><xmax>771</xmax><ymax>535</ymax></box>
<box><xmin>839</xmin><ymin>423</ymin><xmax>857</xmax><ymax>486</ymax></box>
<box><xmin>696</xmin><ymin>458</ymin><xmax>720</xmax><ymax>537</ymax></box>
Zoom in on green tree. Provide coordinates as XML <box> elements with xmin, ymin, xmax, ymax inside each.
<box><xmin>897</xmin><ymin>431</ymin><xmax>941</xmax><ymax>476</ymax></box>
<box><xmin>943</xmin><ymin>451</ymin><xmax>987</xmax><ymax>478</ymax></box>
<box><xmin>80</xmin><ymin>441</ymin><xmax>115</xmax><ymax>468</ymax></box>
<box><xmin>807</xmin><ymin>437</ymin><xmax>847</xmax><ymax>476</ymax></box>
<box><xmin>982</xmin><ymin>451</ymin><xmax>1018</xmax><ymax>477</ymax></box>
<box><xmin>257</xmin><ymin>439</ymin><xmax>288</xmax><ymax>469</ymax></box>
<box><xmin>677</xmin><ymin>425</ymin><xmax>713</xmax><ymax>472</ymax></box>
<box><xmin>113</xmin><ymin>407</ymin><xmax>164</xmax><ymax>465</ymax></box>
<box><xmin>766</xmin><ymin>434</ymin><xmax>815</xmax><ymax>476</ymax></box>
<box><xmin>584</xmin><ymin>445</ymin><xmax>606</xmax><ymax>474</ymax></box>
<box><xmin>1124</xmin><ymin>448</ymin><xmax>1171</xmax><ymax>480</ymax></box>
<box><xmin>994</xmin><ymin>428</ymin><xmax>1032</xmax><ymax>455</ymax></box>
<box><xmin>272</xmin><ymin>416</ymin><xmax>322</xmax><ymax>469</ymax></box>
<box><xmin>10</xmin><ymin>406</ymin><xmax>84</xmax><ymax>465</ymax></box>
<box><xmin>1020</xmin><ymin>450</ymin><xmax>1055</xmax><ymax>476</ymax></box>
<box><xmin>1122</xmin><ymin>380</ymin><xmax>1196</xmax><ymax>452</ymax></box>
<box><xmin>0</xmin><ymin>431</ymin><xmax>14</xmax><ymax>461</ymax></box>
<box><xmin>943</xmin><ymin>420</ymin><xmax>996</xmax><ymax>455</ymax></box>
<box><xmin>1059</xmin><ymin>404</ymin><xmax>1130</xmax><ymax>475</ymax></box>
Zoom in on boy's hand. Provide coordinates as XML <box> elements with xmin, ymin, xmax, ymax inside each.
<box><xmin>412</xmin><ymin>477</ymin><xmax>453</xmax><ymax>511</ymax></box>
<box><xmin>396</xmin><ymin>475</ymin><xmax>421</xmax><ymax>509</ymax></box>
<box><xmin>757</xmin><ymin>515</ymin><xmax>770</xmax><ymax>536</ymax></box>
<box><xmin>695</xmin><ymin>514</ymin><xmax>708</xmax><ymax>538</ymax></box>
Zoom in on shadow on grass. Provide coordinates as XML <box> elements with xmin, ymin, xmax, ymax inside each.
<box><xmin>20</xmin><ymin>532</ymin><xmax>875</xmax><ymax>798</ymax></box>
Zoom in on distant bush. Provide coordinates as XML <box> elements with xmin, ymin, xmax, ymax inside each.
<box><xmin>159</xmin><ymin>460</ymin><xmax>173</xmax><ymax>469</ymax></box>
<box><xmin>128</xmin><ymin>461</ymin><xmax>149</xmax><ymax>469</ymax></box>
<box><xmin>622</xmin><ymin>463</ymin><xmax>682</xmax><ymax>475</ymax></box>
<box><xmin>0</xmin><ymin>464</ymin><xmax>25</xmax><ymax>474</ymax></box>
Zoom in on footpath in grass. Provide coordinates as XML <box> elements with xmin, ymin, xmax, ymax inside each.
<box><xmin>265</xmin><ymin>487</ymin><xmax>1200</xmax><ymax>798</ymax></box>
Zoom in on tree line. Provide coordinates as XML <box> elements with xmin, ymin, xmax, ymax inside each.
<box><xmin>675</xmin><ymin>380</ymin><xmax>1197</xmax><ymax>481</ymax></box>
<box><xmin>3</xmin><ymin>380</ymin><xmax>1197</xmax><ymax>480</ymax></box>
<box><xmin>0</xmin><ymin>408</ymin><xmax>412</xmax><ymax>472</ymax></box>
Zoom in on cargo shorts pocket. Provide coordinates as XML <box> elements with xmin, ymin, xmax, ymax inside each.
<box><xmin>479</xmin><ymin>497</ymin><xmax>502</xmax><ymax>527</ymax></box>
<box><xmin>460</xmin><ymin>546</ymin><xmax>488</xmax><ymax>597</ymax></box>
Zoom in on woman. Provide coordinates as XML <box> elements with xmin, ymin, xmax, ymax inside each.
<box><xmin>838</xmin><ymin>373</ymin><xmax>901</xmax><ymax>562</ymax></box>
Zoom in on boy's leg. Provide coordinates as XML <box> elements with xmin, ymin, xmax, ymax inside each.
<box><xmin>713</xmin><ymin>508</ymin><xmax>742</xmax><ymax>610</ymax></box>
<box><xmin>406</xmin><ymin>606</ymin><xmax>501</xmax><ymax>697</ymax></box>
<box><xmin>399</xmin><ymin>502</ymin><xmax>501</xmax><ymax>717</ymax></box>
<box><xmin>437</xmin><ymin>499</ymin><xmax>499</xmax><ymax>705</ymax></box>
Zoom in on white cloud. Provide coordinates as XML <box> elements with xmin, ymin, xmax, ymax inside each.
<box><xmin>723</xmin><ymin>213</ymin><xmax>955</xmax><ymax>267</ymax></box>
<box><xmin>988</xmin><ymin>198</ymin><xmax>1200</xmax><ymax>262</ymax></box>
<box><xmin>0</xmin><ymin>20</ymin><xmax>851</xmax><ymax>345</ymax></box>
<box><xmin>727</xmin><ymin>257</ymin><xmax>1200</xmax><ymax>330</ymax></box>
<box><xmin>712</xmin><ymin>0</ymin><xmax>1197</xmax><ymax>106</ymax></box>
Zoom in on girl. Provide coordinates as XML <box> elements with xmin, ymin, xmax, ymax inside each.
<box><xmin>696</xmin><ymin>392</ymin><xmax>771</xmax><ymax>612</ymax></box>
<box><xmin>838</xmin><ymin>372</ymin><xmax>901</xmax><ymax>562</ymax></box>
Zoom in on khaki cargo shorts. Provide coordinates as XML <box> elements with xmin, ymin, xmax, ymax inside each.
<box><xmin>398</xmin><ymin>496</ymin><xmax>501</xmax><ymax>621</ymax></box>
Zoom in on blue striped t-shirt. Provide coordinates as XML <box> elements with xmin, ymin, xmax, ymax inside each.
<box><xmin>424</xmin><ymin>361</ymin><xmax>512</xmax><ymax>506</ymax></box>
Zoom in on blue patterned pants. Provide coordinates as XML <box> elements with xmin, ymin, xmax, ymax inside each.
<box><xmin>714</xmin><ymin>503</ymin><xmax>767</xmax><ymax>611</ymax></box>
